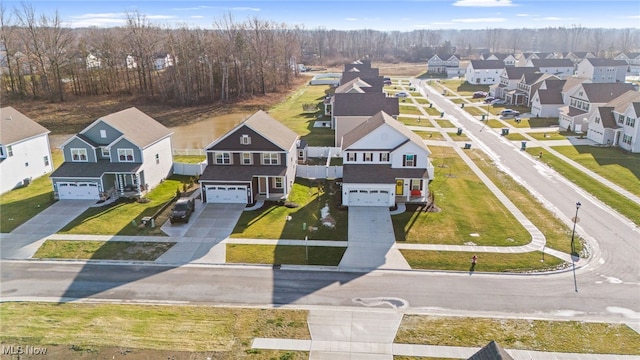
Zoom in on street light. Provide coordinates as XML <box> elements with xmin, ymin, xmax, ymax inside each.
<box><xmin>570</xmin><ymin>201</ymin><xmax>581</xmax><ymax>255</ymax></box>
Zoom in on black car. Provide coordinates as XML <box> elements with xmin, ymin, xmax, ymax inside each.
<box><xmin>169</xmin><ymin>198</ymin><xmax>195</xmax><ymax>224</ymax></box>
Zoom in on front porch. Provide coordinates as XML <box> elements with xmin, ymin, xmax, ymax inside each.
<box><xmin>104</xmin><ymin>172</ymin><xmax>147</xmax><ymax>199</ymax></box>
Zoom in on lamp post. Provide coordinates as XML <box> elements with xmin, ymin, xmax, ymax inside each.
<box><xmin>570</xmin><ymin>201</ymin><xmax>581</xmax><ymax>255</ymax></box>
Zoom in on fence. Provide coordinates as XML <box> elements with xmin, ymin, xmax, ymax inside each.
<box><xmin>173</xmin><ymin>149</ymin><xmax>206</xmax><ymax>156</ymax></box>
<box><xmin>296</xmin><ymin>165</ymin><xmax>343</xmax><ymax>180</ymax></box>
<box><xmin>173</xmin><ymin>162</ymin><xmax>206</xmax><ymax>176</ymax></box>
<box><xmin>306</xmin><ymin>146</ymin><xmax>341</xmax><ymax>158</ymax></box>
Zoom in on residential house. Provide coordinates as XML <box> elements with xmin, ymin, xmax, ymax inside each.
<box><xmin>465</xmin><ymin>60</ymin><xmax>504</xmax><ymax>85</ymax></box>
<box><xmin>467</xmin><ymin>341</ymin><xmax>514</xmax><ymax>360</ymax></box>
<box><xmin>558</xmin><ymin>82</ymin><xmax>635</xmax><ymax>132</ymax></box>
<box><xmin>50</xmin><ymin>108</ymin><xmax>173</xmax><ymax>200</ymax></box>
<box><xmin>587</xmin><ymin>90</ymin><xmax>640</xmax><ymax>152</ymax></box>
<box><xmin>516</xmin><ymin>52</ymin><xmax>555</xmax><ymax>66</ymax></box>
<box><xmin>0</xmin><ymin>107</ymin><xmax>53</xmax><ymax>194</ymax></box>
<box><xmin>481</xmin><ymin>53</ymin><xmax>516</xmax><ymax>67</ymax></box>
<box><xmin>325</xmin><ymin>77</ymin><xmax>384</xmax><ymax>116</ymax></box>
<box><xmin>341</xmin><ymin>62</ymin><xmax>380</xmax><ymax>84</ymax></box>
<box><xmin>199</xmin><ymin>110</ymin><xmax>298</xmax><ymax>204</ymax></box>
<box><xmin>614</xmin><ymin>52</ymin><xmax>640</xmax><ymax>75</ymax></box>
<box><xmin>86</xmin><ymin>53</ymin><xmax>102</xmax><ymax>69</ymax></box>
<box><xmin>575</xmin><ymin>58</ymin><xmax>627</xmax><ymax>83</ymax></box>
<box><xmin>427</xmin><ymin>54</ymin><xmax>463</xmax><ymax>77</ymax></box>
<box><xmin>526</xmin><ymin>58</ymin><xmax>575</xmax><ymax>78</ymax></box>
<box><xmin>561</xmin><ymin>51</ymin><xmax>596</xmax><ymax>64</ymax></box>
<box><xmin>529</xmin><ymin>77</ymin><xmax>587</xmax><ymax>118</ymax></box>
<box><xmin>340</xmin><ymin>111</ymin><xmax>434</xmax><ymax>207</ymax></box>
<box><xmin>491</xmin><ymin>66</ymin><xmax>539</xmax><ymax>101</ymax></box>
<box><xmin>126</xmin><ymin>55</ymin><xmax>138</xmax><ymax>69</ymax></box>
<box><xmin>332</xmin><ymin>92</ymin><xmax>399</xmax><ymax>147</ymax></box>
<box><xmin>154</xmin><ymin>53</ymin><xmax>175</xmax><ymax>70</ymax></box>
<box><xmin>514</xmin><ymin>72</ymin><xmax>558</xmax><ymax>106</ymax></box>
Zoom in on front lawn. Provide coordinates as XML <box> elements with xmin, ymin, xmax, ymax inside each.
<box><xmin>415</xmin><ymin>131</ymin><xmax>445</xmax><ymax>141</ymax></box>
<box><xmin>57</xmin><ymin>175</ymin><xmax>192</xmax><ymax>235</ymax></box>
<box><xmin>434</xmin><ymin>119</ymin><xmax>455</xmax><ymax>128</ymax></box>
<box><xmin>527</xmin><ymin>131</ymin><xmax>567</xmax><ymax>141</ymax></box>
<box><xmin>399</xmin><ymin>104</ymin><xmax>424</xmax><ymax>116</ymax></box>
<box><xmin>34</xmin><ymin>240</ymin><xmax>174</xmax><ymax>261</ymax></box>
<box><xmin>504</xmin><ymin>133</ymin><xmax>528</xmax><ymax>141</ymax></box>
<box><xmin>393</xmin><ymin>145</ymin><xmax>529</xmax><ymax>246</ymax></box>
<box><xmin>401</xmin><ymin>250</ymin><xmax>564</xmax><ymax>272</ymax></box>
<box><xmin>226</xmin><ymin>244</ymin><xmax>345</xmax><ymax>266</ymax></box>
<box><xmin>424</xmin><ymin>106</ymin><xmax>442</xmax><ymax>116</ymax></box>
<box><xmin>0</xmin><ymin>149</ymin><xmax>63</xmax><ymax>233</ymax></box>
<box><xmin>231</xmin><ymin>179</ymin><xmax>348</xmax><ymax>241</ymax></box>
<box><xmin>462</xmin><ymin>106</ymin><xmax>486</xmax><ymax>117</ymax></box>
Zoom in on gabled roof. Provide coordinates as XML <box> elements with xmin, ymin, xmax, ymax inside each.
<box><xmin>206</xmin><ymin>110</ymin><xmax>298</xmax><ymax>151</ymax></box>
<box><xmin>536</xmin><ymin>89</ymin><xmax>564</xmax><ymax>105</ymax></box>
<box><xmin>503</xmin><ymin>66</ymin><xmax>539</xmax><ymax>79</ymax></box>
<box><xmin>542</xmin><ymin>79</ymin><xmax>567</xmax><ymax>90</ymax></box>
<box><xmin>0</xmin><ymin>106</ymin><xmax>50</xmax><ymax>145</ymax></box>
<box><xmin>335</xmin><ymin>77</ymin><xmax>372</xmax><ymax>94</ymax></box>
<box><xmin>467</xmin><ymin>340</ymin><xmax>514</xmax><ymax>360</ymax></box>
<box><xmin>82</xmin><ymin>107</ymin><xmax>172</xmax><ymax>149</ymax></box>
<box><xmin>596</xmin><ymin>106</ymin><xmax>618</xmax><ymax>129</ymax></box>
<box><xmin>341</xmin><ymin>111</ymin><xmax>427</xmax><ymax>153</ymax></box>
<box><xmin>604</xmin><ymin>90</ymin><xmax>640</xmax><ymax>113</ymax></box>
<box><xmin>583</xmin><ymin>58</ymin><xmax>628</xmax><ymax>67</ymax></box>
<box><xmin>521</xmin><ymin>72</ymin><xmax>554</xmax><ymax>85</ymax></box>
<box><xmin>570</xmin><ymin>51</ymin><xmax>593</xmax><ymax>58</ymax></box>
<box><xmin>581</xmin><ymin>83</ymin><xmax>635</xmax><ymax>103</ymax></box>
<box><xmin>469</xmin><ymin>60</ymin><xmax>504</xmax><ymax>70</ymax></box>
<box><xmin>332</xmin><ymin>93</ymin><xmax>399</xmax><ymax>117</ymax></box>
<box><xmin>530</xmin><ymin>58</ymin><xmax>574</xmax><ymax>68</ymax></box>
<box><xmin>562</xmin><ymin>77</ymin><xmax>589</xmax><ymax>92</ymax></box>
<box><xmin>487</xmin><ymin>53</ymin><xmax>514</xmax><ymax>61</ymax></box>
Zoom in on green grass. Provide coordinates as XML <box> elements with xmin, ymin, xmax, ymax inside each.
<box><xmin>486</xmin><ymin>119</ymin><xmax>506</xmax><ymax>128</ymax></box>
<box><xmin>424</xmin><ymin>106</ymin><xmax>442</xmax><ymax>116</ymax></box>
<box><xmin>393</xmin><ymin>146</ymin><xmax>530</xmax><ymax>246</ymax></box>
<box><xmin>0</xmin><ymin>303</ymin><xmax>310</xmax><ymax>356</ymax></box>
<box><xmin>396</xmin><ymin>315</ymin><xmax>640</xmax><ymax>355</ymax></box>
<box><xmin>447</xmin><ymin>132</ymin><xmax>470</xmax><ymax>142</ymax></box>
<box><xmin>401</xmin><ymin>250</ymin><xmax>564</xmax><ymax>272</ymax></box>
<box><xmin>399</xmin><ymin>105</ymin><xmax>424</xmax><ymax>116</ymax></box>
<box><xmin>413</xmin><ymin>97</ymin><xmax>430</xmax><ymax>105</ymax></box>
<box><xmin>226</xmin><ymin>244</ymin><xmax>345</xmax><ymax>265</ymax></box>
<box><xmin>462</xmin><ymin>106</ymin><xmax>486</xmax><ymax>117</ymax></box>
<box><xmin>434</xmin><ymin>119</ymin><xmax>455</xmax><ymax>128</ymax></box>
<box><xmin>526</xmin><ymin>148</ymin><xmax>640</xmax><ymax>226</ymax></box>
<box><xmin>231</xmin><ymin>179</ymin><xmax>348</xmax><ymax>241</ymax></box>
<box><xmin>449</xmin><ymin>98</ymin><xmax>465</xmax><ymax>104</ymax></box>
<box><xmin>173</xmin><ymin>155</ymin><xmax>206</xmax><ymax>163</ymax></box>
<box><xmin>441</xmin><ymin>80</ymin><xmax>489</xmax><ymax>96</ymax></box>
<box><xmin>0</xmin><ymin>150</ymin><xmax>63</xmax><ymax>233</ymax></box>
<box><xmin>415</xmin><ymin>131</ymin><xmax>445</xmax><ymax>141</ymax></box>
<box><xmin>522</xmin><ymin>117</ymin><xmax>559</xmax><ymax>128</ymax></box>
<box><xmin>527</xmin><ymin>132</ymin><xmax>567</xmax><ymax>140</ymax></box>
<box><xmin>33</xmin><ymin>240</ymin><xmax>174</xmax><ymax>261</ymax></box>
<box><xmin>552</xmin><ymin>146</ymin><xmax>640</xmax><ymax>197</ymax></box>
<box><xmin>398</xmin><ymin>116</ymin><xmax>432</xmax><ymax>127</ymax></box>
<box><xmin>57</xmin><ymin>175</ymin><xmax>192</xmax><ymax>235</ymax></box>
<box><xmin>504</xmin><ymin>133</ymin><xmax>528</xmax><ymax>141</ymax></box>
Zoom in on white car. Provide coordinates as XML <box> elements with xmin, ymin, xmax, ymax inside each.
<box><xmin>498</xmin><ymin>109</ymin><xmax>520</xmax><ymax>117</ymax></box>
<box><xmin>395</xmin><ymin>91</ymin><xmax>409</xmax><ymax>98</ymax></box>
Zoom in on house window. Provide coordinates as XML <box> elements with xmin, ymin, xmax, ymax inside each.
<box><xmin>7</xmin><ymin>145</ymin><xmax>13</xmax><ymax>157</ymax></box>
<box><xmin>626</xmin><ymin>117</ymin><xmax>636</xmax><ymax>127</ymax></box>
<box><xmin>622</xmin><ymin>134</ymin><xmax>632</xmax><ymax>145</ymax></box>
<box><xmin>274</xmin><ymin>177</ymin><xmax>283</xmax><ymax>189</ymax></box>
<box><xmin>410</xmin><ymin>179</ymin><xmax>421</xmax><ymax>190</ymax></box>
<box><xmin>155</xmin><ymin>153</ymin><xmax>160</xmax><ymax>164</ymax></box>
<box><xmin>347</xmin><ymin>152</ymin><xmax>356</xmax><ymax>162</ymax></box>
<box><xmin>240</xmin><ymin>134</ymin><xmax>251</xmax><ymax>145</ymax></box>
<box><xmin>100</xmin><ymin>129</ymin><xmax>107</xmax><ymax>138</ymax></box>
<box><xmin>118</xmin><ymin>149</ymin><xmax>134</xmax><ymax>162</ymax></box>
<box><xmin>71</xmin><ymin>148</ymin><xmax>88</xmax><ymax>162</ymax></box>
<box><xmin>101</xmin><ymin>147</ymin><xmax>110</xmax><ymax>157</ymax></box>
<box><xmin>619</xmin><ymin>114</ymin><xmax>625</xmax><ymax>124</ymax></box>
<box><xmin>595</xmin><ymin>117</ymin><xmax>600</xmax><ymax>124</ymax></box>
<box><xmin>43</xmin><ymin>156</ymin><xmax>50</xmax><ymax>166</ymax></box>
<box><xmin>262</xmin><ymin>153</ymin><xmax>279</xmax><ymax>165</ymax></box>
<box><xmin>379</xmin><ymin>153</ymin><xmax>389</xmax><ymax>162</ymax></box>
<box><xmin>403</xmin><ymin>154</ymin><xmax>416</xmax><ymax>167</ymax></box>
<box><xmin>242</xmin><ymin>152</ymin><xmax>252</xmax><ymax>165</ymax></box>
<box><xmin>363</xmin><ymin>152</ymin><xmax>373</xmax><ymax>162</ymax></box>
<box><xmin>215</xmin><ymin>152</ymin><xmax>231</xmax><ymax>164</ymax></box>
<box><xmin>24</xmin><ymin>162</ymin><xmax>28</xmax><ymax>167</ymax></box>
<box><xmin>0</xmin><ymin>146</ymin><xmax>4</xmax><ymax>158</ymax></box>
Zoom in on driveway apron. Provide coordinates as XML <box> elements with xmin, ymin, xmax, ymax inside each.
<box><xmin>339</xmin><ymin>207</ymin><xmax>410</xmax><ymax>271</ymax></box>
<box><xmin>1</xmin><ymin>200</ymin><xmax>94</xmax><ymax>259</ymax></box>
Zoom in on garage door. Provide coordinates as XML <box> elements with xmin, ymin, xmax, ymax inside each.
<box><xmin>206</xmin><ymin>185</ymin><xmax>248</xmax><ymax>204</ymax></box>
<box><xmin>348</xmin><ymin>189</ymin><xmax>389</xmax><ymax>206</ymax></box>
<box><xmin>58</xmin><ymin>182</ymin><xmax>100</xmax><ymax>200</ymax></box>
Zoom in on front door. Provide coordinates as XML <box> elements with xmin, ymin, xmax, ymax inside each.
<box><xmin>395</xmin><ymin>179</ymin><xmax>404</xmax><ymax>196</ymax></box>
<box><xmin>258</xmin><ymin>177</ymin><xmax>267</xmax><ymax>194</ymax></box>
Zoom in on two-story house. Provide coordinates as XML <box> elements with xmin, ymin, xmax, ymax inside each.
<box><xmin>0</xmin><ymin>107</ymin><xmax>53</xmax><ymax>194</ymax></box>
<box><xmin>481</xmin><ymin>53</ymin><xmax>516</xmax><ymax>67</ymax></box>
<box><xmin>516</xmin><ymin>52</ymin><xmax>555</xmax><ymax>66</ymax></box>
<box><xmin>561</xmin><ymin>51</ymin><xmax>596</xmax><ymax>64</ymax></box>
<box><xmin>514</xmin><ymin>72</ymin><xmax>558</xmax><ymax>106</ymax></box>
<box><xmin>587</xmin><ymin>90</ymin><xmax>640</xmax><ymax>152</ymax></box>
<box><xmin>575</xmin><ymin>58</ymin><xmax>628</xmax><ymax>83</ymax></box>
<box><xmin>558</xmin><ymin>83</ymin><xmax>635</xmax><ymax>132</ymax></box>
<box><xmin>341</xmin><ymin>60</ymin><xmax>380</xmax><ymax>84</ymax></box>
<box><xmin>427</xmin><ymin>54</ymin><xmax>463</xmax><ymax>77</ymax></box>
<box><xmin>50</xmin><ymin>107</ymin><xmax>173</xmax><ymax>200</ymax></box>
<box><xmin>614</xmin><ymin>52</ymin><xmax>640</xmax><ymax>76</ymax></box>
<box><xmin>529</xmin><ymin>77</ymin><xmax>587</xmax><ymax>118</ymax></box>
<box><xmin>491</xmin><ymin>66</ymin><xmax>539</xmax><ymax>102</ymax></box>
<box><xmin>340</xmin><ymin>111</ymin><xmax>434</xmax><ymax>207</ymax></box>
<box><xmin>199</xmin><ymin>110</ymin><xmax>299</xmax><ymax>205</ymax></box>
<box><xmin>465</xmin><ymin>60</ymin><xmax>504</xmax><ymax>85</ymax></box>
<box><xmin>526</xmin><ymin>58</ymin><xmax>575</xmax><ymax>78</ymax></box>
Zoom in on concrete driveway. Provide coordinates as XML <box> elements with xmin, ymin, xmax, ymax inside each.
<box><xmin>156</xmin><ymin>203</ymin><xmax>245</xmax><ymax>264</ymax></box>
<box><xmin>1</xmin><ymin>200</ymin><xmax>94</xmax><ymax>259</ymax></box>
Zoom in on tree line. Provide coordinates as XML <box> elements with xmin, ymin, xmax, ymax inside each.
<box><xmin>1</xmin><ymin>3</ymin><xmax>638</xmax><ymax>106</ymax></box>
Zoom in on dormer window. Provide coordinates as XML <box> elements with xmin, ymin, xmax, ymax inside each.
<box><xmin>403</xmin><ymin>154</ymin><xmax>416</xmax><ymax>167</ymax></box>
<box><xmin>101</xmin><ymin>147</ymin><xmax>110</xmax><ymax>158</ymax></box>
<box><xmin>240</xmin><ymin>134</ymin><xmax>251</xmax><ymax>145</ymax></box>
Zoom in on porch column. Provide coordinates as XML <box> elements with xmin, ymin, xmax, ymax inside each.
<box><xmin>266</xmin><ymin>177</ymin><xmax>270</xmax><ymax>198</ymax></box>
<box><xmin>117</xmin><ymin>174</ymin><xmax>124</xmax><ymax>195</ymax></box>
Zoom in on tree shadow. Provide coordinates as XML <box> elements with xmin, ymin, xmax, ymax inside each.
<box><xmin>572</xmin><ymin>146</ymin><xmax>640</xmax><ymax>181</ymax></box>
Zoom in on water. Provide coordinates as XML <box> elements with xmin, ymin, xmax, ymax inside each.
<box><xmin>49</xmin><ymin>112</ymin><xmax>252</xmax><ymax>150</ymax></box>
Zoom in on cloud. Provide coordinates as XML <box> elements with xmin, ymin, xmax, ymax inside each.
<box><xmin>147</xmin><ymin>15</ymin><xmax>176</xmax><ymax>20</ymax></box>
<box><xmin>453</xmin><ymin>0</ymin><xmax>514</xmax><ymax>7</ymax></box>
<box><xmin>620</xmin><ymin>15</ymin><xmax>640</xmax><ymax>19</ymax></box>
<box><xmin>516</xmin><ymin>13</ymin><xmax>529</xmax><ymax>17</ymax></box>
<box><xmin>452</xmin><ymin>17</ymin><xmax>507</xmax><ymax>23</ymax></box>
<box><xmin>231</xmin><ymin>7</ymin><xmax>261</xmax><ymax>12</ymax></box>
<box><xmin>67</xmin><ymin>13</ymin><xmax>128</xmax><ymax>27</ymax></box>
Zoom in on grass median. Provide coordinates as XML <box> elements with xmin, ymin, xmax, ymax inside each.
<box><xmin>226</xmin><ymin>244</ymin><xmax>346</xmax><ymax>266</ymax></box>
<box><xmin>33</xmin><ymin>240</ymin><xmax>174</xmax><ymax>261</ymax></box>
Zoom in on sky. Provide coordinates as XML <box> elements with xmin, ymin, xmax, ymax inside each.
<box><xmin>3</xmin><ymin>0</ymin><xmax>640</xmax><ymax>31</ymax></box>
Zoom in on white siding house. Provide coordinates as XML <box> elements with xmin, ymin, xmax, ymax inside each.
<box><xmin>465</xmin><ymin>60</ymin><xmax>504</xmax><ymax>85</ymax></box>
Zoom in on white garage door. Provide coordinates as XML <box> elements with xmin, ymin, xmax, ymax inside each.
<box><xmin>348</xmin><ymin>189</ymin><xmax>389</xmax><ymax>206</ymax></box>
<box><xmin>206</xmin><ymin>185</ymin><xmax>248</xmax><ymax>204</ymax></box>
<box><xmin>58</xmin><ymin>182</ymin><xmax>100</xmax><ymax>200</ymax></box>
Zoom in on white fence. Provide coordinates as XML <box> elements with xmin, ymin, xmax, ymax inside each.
<box><xmin>173</xmin><ymin>162</ymin><xmax>206</xmax><ymax>176</ymax></box>
<box><xmin>309</xmin><ymin>73</ymin><xmax>341</xmax><ymax>86</ymax></box>
<box><xmin>306</xmin><ymin>146</ymin><xmax>341</xmax><ymax>158</ymax></box>
<box><xmin>297</xmin><ymin>165</ymin><xmax>343</xmax><ymax>179</ymax></box>
<box><xmin>174</xmin><ymin>149</ymin><xmax>206</xmax><ymax>156</ymax></box>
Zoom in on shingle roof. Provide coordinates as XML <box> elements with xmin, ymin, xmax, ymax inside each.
<box><xmin>90</xmin><ymin>107</ymin><xmax>172</xmax><ymax>148</ymax></box>
<box><xmin>584</xmin><ymin>58</ymin><xmax>628</xmax><ymax>67</ymax></box>
<box><xmin>536</xmin><ymin>89</ymin><xmax>564</xmax><ymax>104</ymax></box>
<box><xmin>542</xmin><ymin>79</ymin><xmax>566</xmax><ymax>90</ymax></box>
<box><xmin>341</xmin><ymin>111</ymin><xmax>427</xmax><ymax>152</ymax></box>
<box><xmin>604</xmin><ymin>90</ymin><xmax>640</xmax><ymax>113</ymax></box>
<box><xmin>467</xmin><ymin>340</ymin><xmax>514</xmax><ymax>360</ymax></box>
<box><xmin>50</xmin><ymin>160</ymin><xmax>141</xmax><ymax>178</ymax></box>
<box><xmin>596</xmin><ymin>106</ymin><xmax>618</xmax><ymax>129</ymax></box>
<box><xmin>581</xmin><ymin>83</ymin><xmax>635</xmax><ymax>103</ymax></box>
<box><xmin>470</xmin><ymin>60</ymin><xmax>505</xmax><ymax>70</ymax></box>
<box><xmin>332</xmin><ymin>93</ymin><xmax>399</xmax><ymax>117</ymax></box>
<box><xmin>530</xmin><ymin>58</ymin><xmax>574</xmax><ymax>68</ymax></box>
<box><xmin>343</xmin><ymin>164</ymin><xmax>430</xmax><ymax>184</ymax></box>
<box><xmin>200</xmin><ymin>164</ymin><xmax>287</xmax><ymax>182</ymax></box>
<box><xmin>503</xmin><ymin>67</ymin><xmax>539</xmax><ymax>79</ymax></box>
<box><xmin>0</xmin><ymin>106</ymin><xmax>50</xmax><ymax>145</ymax></box>
<box><xmin>240</xmin><ymin>110</ymin><xmax>299</xmax><ymax>151</ymax></box>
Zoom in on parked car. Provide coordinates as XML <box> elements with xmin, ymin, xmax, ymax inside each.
<box><xmin>498</xmin><ymin>109</ymin><xmax>520</xmax><ymax>117</ymax></box>
<box><xmin>472</xmin><ymin>91</ymin><xmax>487</xmax><ymax>98</ymax></box>
<box><xmin>169</xmin><ymin>197</ymin><xmax>195</xmax><ymax>224</ymax></box>
<box><xmin>491</xmin><ymin>99</ymin><xmax>507</xmax><ymax>105</ymax></box>
<box><xmin>384</xmin><ymin>79</ymin><xmax>392</xmax><ymax>85</ymax></box>
<box><xmin>483</xmin><ymin>96</ymin><xmax>495</xmax><ymax>103</ymax></box>
<box><xmin>395</xmin><ymin>91</ymin><xmax>409</xmax><ymax>97</ymax></box>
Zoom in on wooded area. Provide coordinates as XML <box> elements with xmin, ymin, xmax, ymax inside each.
<box><xmin>1</xmin><ymin>3</ymin><xmax>638</xmax><ymax>106</ymax></box>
